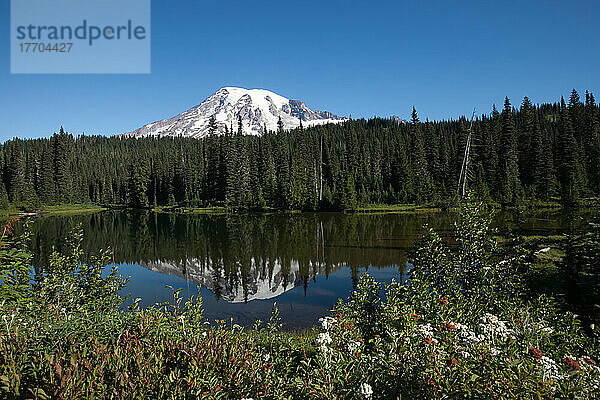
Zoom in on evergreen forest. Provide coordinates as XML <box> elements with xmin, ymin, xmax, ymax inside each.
<box><xmin>2</xmin><ymin>89</ymin><xmax>598</xmax><ymax>211</ymax></box>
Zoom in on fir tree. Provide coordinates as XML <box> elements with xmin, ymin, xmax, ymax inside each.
<box><xmin>557</xmin><ymin>97</ymin><xmax>580</xmax><ymax>204</ymax></box>
<box><xmin>498</xmin><ymin>98</ymin><xmax>521</xmax><ymax>205</ymax></box>
<box><xmin>518</xmin><ymin>97</ymin><xmax>535</xmax><ymax>189</ymax></box>
<box><xmin>409</xmin><ymin>107</ymin><xmax>433</xmax><ymax>202</ymax></box>
<box><xmin>585</xmin><ymin>92</ymin><xmax>600</xmax><ymax>193</ymax></box>
<box><xmin>7</xmin><ymin>141</ymin><xmax>24</xmax><ymax>203</ymax></box>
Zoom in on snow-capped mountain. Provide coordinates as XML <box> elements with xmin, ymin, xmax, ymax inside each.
<box><xmin>122</xmin><ymin>87</ymin><xmax>346</xmax><ymax>138</ymax></box>
<box><xmin>390</xmin><ymin>115</ymin><xmax>409</xmax><ymax>124</ymax></box>
<box><xmin>139</xmin><ymin>257</ymin><xmax>343</xmax><ymax>303</ymax></box>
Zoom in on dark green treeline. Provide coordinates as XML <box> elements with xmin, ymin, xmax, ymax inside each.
<box><xmin>2</xmin><ymin>90</ymin><xmax>599</xmax><ymax>210</ymax></box>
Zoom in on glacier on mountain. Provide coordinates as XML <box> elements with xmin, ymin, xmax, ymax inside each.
<box><xmin>122</xmin><ymin>87</ymin><xmax>345</xmax><ymax>138</ymax></box>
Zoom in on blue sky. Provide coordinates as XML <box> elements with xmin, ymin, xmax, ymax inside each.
<box><xmin>1</xmin><ymin>0</ymin><xmax>598</xmax><ymax>141</ymax></box>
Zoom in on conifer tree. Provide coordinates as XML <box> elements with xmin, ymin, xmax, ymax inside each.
<box><xmin>486</xmin><ymin>105</ymin><xmax>501</xmax><ymax>197</ymax></box>
<box><xmin>289</xmin><ymin>134</ymin><xmax>308</xmax><ymax>209</ymax></box>
<box><xmin>409</xmin><ymin>107</ymin><xmax>433</xmax><ymax>203</ymax></box>
<box><xmin>38</xmin><ymin>144</ymin><xmax>55</xmax><ymax>204</ymax></box>
<box><xmin>391</xmin><ymin>129</ymin><xmax>413</xmax><ymax>203</ymax></box>
<box><xmin>52</xmin><ymin>128</ymin><xmax>73</xmax><ymax>203</ymax></box>
<box><xmin>238</xmin><ymin>118</ymin><xmax>250</xmax><ymax>206</ymax></box>
<box><xmin>518</xmin><ymin>97</ymin><xmax>535</xmax><ymax>190</ymax></box>
<box><xmin>259</xmin><ymin>126</ymin><xmax>276</xmax><ymax>206</ymax></box>
<box><xmin>557</xmin><ymin>97</ymin><xmax>580</xmax><ymax>204</ymax></box>
<box><xmin>498</xmin><ymin>98</ymin><xmax>521</xmax><ymax>205</ymax></box>
<box><xmin>568</xmin><ymin>89</ymin><xmax>585</xmax><ymax>143</ymax></box>
<box><xmin>128</xmin><ymin>161</ymin><xmax>151</xmax><ymax>208</ymax></box>
<box><xmin>208</xmin><ymin>115</ymin><xmax>217</xmax><ymax>135</ymax></box>
<box><xmin>7</xmin><ymin>141</ymin><xmax>24</xmax><ymax>203</ymax></box>
<box><xmin>275</xmin><ymin>118</ymin><xmax>290</xmax><ymax>208</ymax></box>
<box><xmin>585</xmin><ymin>92</ymin><xmax>600</xmax><ymax>193</ymax></box>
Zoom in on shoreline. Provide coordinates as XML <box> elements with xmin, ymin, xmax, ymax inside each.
<box><xmin>0</xmin><ymin>197</ymin><xmax>595</xmax><ymax>218</ymax></box>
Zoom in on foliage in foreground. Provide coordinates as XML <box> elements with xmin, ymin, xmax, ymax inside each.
<box><xmin>1</xmin><ymin>197</ymin><xmax>600</xmax><ymax>399</ymax></box>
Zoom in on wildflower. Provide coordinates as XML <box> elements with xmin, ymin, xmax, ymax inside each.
<box><xmin>453</xmin><ymin>322</ymin><xmax>468</xmax><ymax>331</ymax></box>
<box><xmin>456</xmin><ymin>328</ymin><xmax>484</xmax><ymax>345</ymax></box>
<box><xmin>563</xmin><ymin>356</ymin><xmax>581</xmax><ymax>371</ymax></box>
<box><xmin>425</xmin><ymin>337</ymin><xmax>438</xmax><ymax>345</ymax></box>
<box><xmin>529</xmin><ymin>347</ymin><xmax>543</xmax><ymax>360</ymax></box>
<box><xmin>319</xmin><ymin>316</ymin><xmax>336</xmax><ymax>331</ymax></box>
<box><xmin>446</xmin><ymin>357</ymin><xmax>457</xmax><ymax>367</ymax></box>
<box><xmin>263</xmin><ymin>354</ymin><xmax>270</xmax><ymax>362</ymax></box>
<box><xmin>416</xmin><ymin>323</ymin><xmax>434</xmax><ymax>337</ymax></box>
<box><xmin>457</xmin><ymin>348</ymin><xmax>472</xmax><ymax>359</ymax></box>
<box><xmin>201</xmin><ymin>331</ymin><xmax>208</xmax><ymax>338</ymax></box>
<box><xmin>358</xmin><ymin>382</ymin><xmax>373</xmax><ymax>399</ymax></box>
<box><xmin>440</xmin><ymin>297</ymin><xmax>449</xmax><ymax>305</ymax></box>
<box><xmin>538</xmin><ymin>356</ymin><xmax>563</xmax><ymax>381</ymax></box>
<box><xmin>315</xmin><ymin>332</ymin><xmax>332</xmax><ymax>346</ymax></box>
<box><xmin>443</xmin><ymin>322</ymin><xmax>455</xmax><ymax>331</ymax></box>
<box><xmin>479</xmin><ymin>313</ymin><xmax>515</xmax><ymax>340</ymax></box>
<box><xmin>347</xmin><ymin>340</ymin><xmax>361</xmax><ymax>353</ymax></box>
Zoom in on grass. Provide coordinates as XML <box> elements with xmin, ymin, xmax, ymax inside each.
<box><xmin>355</xmin><ymin>204</ymin><xmax>444</xmax><ymax>214</ymax></box>
<box><xmin>0</xmin><ymin>203</ymin><xmax>107</xmax><ymax>217</ymax></box>
<box><xmin>152</xmin><ymin>205</ymin><xmax>228</xmax><ymax>214</ymax></box>
<box><xmin>38</xmin><ymin>204</ymin><xmax>107</xmax><ymax>215</ymax></box>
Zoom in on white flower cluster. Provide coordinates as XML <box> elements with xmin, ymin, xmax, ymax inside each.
<box><xmin>347</xmin><ymin>340</ymin><xmax>361</xmax><ymax>353</ymax></box>
<box><xmin>538</xmin><ymin>356</ymin><xmax>563</xmax><ymax>381</ymax></box>
<box><xmin>478</xmin><ymin>313</ymin><xmax>515</xmax><ymax>341</ymax></box>
<box><xmin>456</xmin><ymin>348</ymin><xmax>472</xmax><ymax>359</ymax></box>
<box><xmin>315</xmin><ymin>332</ymin><xmax>332</xmax><ymax>346</ymax></box>
<box><xmin>416</xmin><ymin>323</ymin><xmax>434</xmax><ymax>337</ymax></box>
<box><xmin>358</xmin><ymin>382</ymin><xmax>373</xmax><ymax>399</ymax></box>
<box><xmin>454</xmin><ymin>322</ymin><xmax>485</xmax><ymax>345</ymax></box>
<box><xmin>319</xmin><ymin>316</ymin><xmax>336</xmax><ymax>331</ymax></box>
<box><xmin>412</xmin><ymin>323</ymin><xmax>438</xmax><ymax>344</ymax></box>
<box><xmin>316</xmin><ymin>316</ymin><xmax>340</xmax><ymax>356</ymax></box>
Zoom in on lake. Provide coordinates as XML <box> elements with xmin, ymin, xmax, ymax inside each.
<box><xmin>23</xmin><ymin>208</ymin><xmax>590</xmax><ymax>329</ymax></box>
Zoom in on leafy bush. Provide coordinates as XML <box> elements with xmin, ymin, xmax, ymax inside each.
<box><xmin>327</xmin><ymin>196</ymin><xmax>600</xmax><ymax>398</ymax></box>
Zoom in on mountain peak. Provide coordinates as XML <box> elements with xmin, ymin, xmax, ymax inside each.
<box><xmin>122</xmin><ymin>87</ymin><xmax>345</xmax><ymax>138</ymax></box>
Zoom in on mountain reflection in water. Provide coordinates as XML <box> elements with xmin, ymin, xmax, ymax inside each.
<box><xmin>24</xmin><ymin>209</ymin><xmax>579</xmax><ymax>328</ymax></box>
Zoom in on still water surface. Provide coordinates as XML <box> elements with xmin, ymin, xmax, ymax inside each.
<box><xmin>24</xmin><ymin>209</ymin><xmax>585</xmax><ymax>329</ymax></box>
